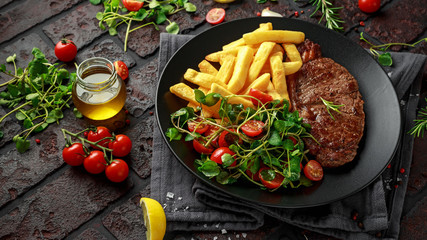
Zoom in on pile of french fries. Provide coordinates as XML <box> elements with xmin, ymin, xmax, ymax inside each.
<box><xmin>170</xmin><ymin>22</ymin><xmax>305</xmax><ymax>118</ymax></box>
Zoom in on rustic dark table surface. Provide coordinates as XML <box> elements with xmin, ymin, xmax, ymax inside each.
<box><xmin>0</xmin><ymin>0</ymin><xmax>426</xmax><ymax>239</ymax></box>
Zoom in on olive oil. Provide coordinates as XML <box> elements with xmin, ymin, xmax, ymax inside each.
<box><xmin>72</xmin><ymin>58</ymin><xmax>126</xmax><ymax>120</ymax></box>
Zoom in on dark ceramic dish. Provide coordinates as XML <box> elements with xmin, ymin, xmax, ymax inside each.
<box><xmin>155</xmin><ymin>17</ymin><xmax>401</xmax><ymax>208</ymax></box>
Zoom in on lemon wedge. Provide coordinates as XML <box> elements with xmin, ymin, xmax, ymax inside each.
<box><xmin>140</xmin><ymin>197</ymin><xmax>166</xmax><ymax>240</ymax></box>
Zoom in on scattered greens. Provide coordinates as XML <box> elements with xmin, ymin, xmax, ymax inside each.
<box><xmin>409</xmin><ymin>98</ymin><xmax>427</xmax><ymax>138</ymax></box>
<box><xmin>360</xmin><ymin>32</ymin><xmax>427</xmax><ymax>66</ymax></box>
<box><xmin>0</xmin><ymin>48</ymin><xmax>77</xmax><ymax>153</ymax></box>
<box><xmin>320</xmin><ymin>97</ymin><xmax>344</xmax><ymax>121</ymax></box>
<box><xmin>167</xmin><ymin>91</ymin><xmax>316</xmax><ymax>191</ymax></box>
<box><xmin>91</xmin><ymin>0</ymin><xmax>197</xmax><ymax>51</ymax></box>
<box><xmin>293</xmin><ymin>0</ymin><xmax>343</xmax><ymax>31</ymax></box>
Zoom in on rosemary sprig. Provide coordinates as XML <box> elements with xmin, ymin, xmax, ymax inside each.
<box><xmin>409</xmin><ymin>98</ymin><xmax>427</xmax><ymax>138</ymax></box>
<box><xmin>309</xmin><ymin>0</ymin><xmax>343</xmax><ymax>31</ymax></box>
<box><xmin>360</xmin><ymin>32</ymin><xmax>427</xmax><ymax>66</ymax></box>
<box><xmin>320</xmin><ymin>97</ymin><xmax>344</xmax><ymax>120</ymax></box>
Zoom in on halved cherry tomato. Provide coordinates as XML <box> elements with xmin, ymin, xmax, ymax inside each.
<box><xmin>204</xmin><ymin>125</ymin><xmax>219</xmax><ymax>147</ymax></box>
<box><xmin>54</xmin><ymin>39</ymin><xmax>77</xmax><ymax>62</ymax></box>
<box><xmin>84</xmin><ymin>150</ymin><xmax>107</xmax><ymax>174</ymax></box>
<box><xmin>87</xmin><ymin>126</ymin><xmax>112</xmax><ymax>150</ymax></box>
<box><xmin>193</xmin><ymin>139</ymin><xmax>214</xmax><ymax>154</ymax></box>
<box><xmin>258</xmin><ymin>167</ymin><xmax>285</xmax><ymax>189</ymax></box>
<box><xmin>187</xmin><ymin>119</ymin><xmax>210</xmax><ymax>134</ymax></box>
<box><xmin>303</xmin><ymin>160</ymin><xmax>324</xmax><ymax>181</ymax></box>
<box><xmin>210</xmin><ymin>147</ymin><xmax>236</xmax><ymax>166</ymax></box>
<box><xmin>289</xmin><ymin>136</ymin><xmax>298</xmax><ymax>145</ymax></box>
<box><xmin>358</xmin><ymin>0</ymin><xmax>380</xmax><ymax>13</ymax></box>
<box><xmin>206</xmin><ymin>8</ymin><xmax>226</xmax><ymax>25</ymax></box>
<box><xmin>108</xmin><ymin>134</ymin><xmax>132</xmax><ymax>157</ymax></box>
<box><xmin>241</xmin><ymin>120</ymin><xmax>265</xmax><ymax>137</ymax></box>
<box><xmin>218</xmin><ymin>129</ymin><xmax>242</xmax><ymax>147</ymax></box>
<box><xmin>62</xmin><ymin>142</ymin><xmax>86</xmax><ymax>166</ymax></box>
<box><xmin>246</xmin><ymin>159</ymin><xmax>263</xmax><ymax>182</ymax></box>
<box><xmin>114</xmin><ymin>60</ymin><xmax>129</xmax><ymax>81</ymax></box>
<box><xmin>105</xmin><ymin>159</ymin><xmax>129</xmax><ymax>182</ymax></box>
<box><xmin>249</xmin><ymin>88</ymin><xmax>273</xmax><ymax>107</ymax></box>
<box><xmin>122</xmin><ymin>0</ymin><xmax>144</xmax><ymax>12</ymax></box>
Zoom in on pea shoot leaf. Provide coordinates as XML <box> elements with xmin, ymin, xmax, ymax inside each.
<box><xmin>378</xmin><ymin>52</ymin><xmax>392</xmax><ymax>66</ymax></box>
<box><xmin>14</xmin><ymin>137</ymin><xmax>30</xmax><ymax>153</ymax></box>
<box><xmin>166</xmin><ymin>22</ymin><xmax>180</xmax><ymax>34</ymax></box>
<box><xmin>166</xmin><ymin>128</ymin><xmax>182</xmax><ymax>141</ymax></box>
<box><xmin>198</xmin><ymin>160</ymin><xmax>220</xmax><ymax>177</ymax></box>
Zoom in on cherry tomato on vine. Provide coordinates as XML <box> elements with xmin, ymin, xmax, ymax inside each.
<box><xmin>87</xmin><ymin>126</ymin><xmax>112</xmax><ymax>150</ymax></box>
<box><xmin>358</xmin><ymin>0</ymin><xmax>381</xmax><ymax>13</ymax></box>
<box><xmin>84</xmin><ymin>150</ymin><xmax>107</xmax><ymax>174</ymax></box>
<box><xmin>218</xmin><ymin>129</ymin><xmax>242</xmax><ymax>148</ymax></box>
<box><xmin>108</xmin><ymin>134</ymin><xmax>132</xmax><ymax>157</ymax></box>
<box><xmin>122</xmin><ymin>0</ymin><xmax>144</xmax><ymax>12</ymax></box>
<box><xmin>241</xmin><ymin>120</ymin><xmax>265</xmax><ymax>137</ymax></box>
<box><xmin>114</xmin><ymin>60</ymin><xmax>129</xmax><ymax>81</ymax></box>
<box><xmin>193</xmin><ymin>139</ymin><xmax>214</xmax><ymax>154</ymax></box>
<box><xmin>206</xmin><ymin>8</ymin><xmax>226</xmax><ymax>25</ymax></box>
<box><xmin>187</xmin><ymin>119</ymin><xmax>210</xmax><ymax>134</ymax></box>
<box><xmin>54</xmin><ymin>39</ymin><xmax>77</xmax><ymax>62</ymax></box>
<box><xmin>62</xmin><ymin>142</ymin><xmax>86</xmax><ymax>166</ymax></box>
<box><xmin>105</xmin><ymin>159</ymin><xmax>129</xmax><ymax>182</ymax></box>
<box><xmin>258</xmin><ymin>167</ymin><xmax>285</xmax><ymax>189</ymax></box>
<box><xmin>210</xmin><ymin>147</ymin><xmax>236</xmax><ymax>166</ymax></box>
<box><xmin>303</xmin><ymin>160</ymin><xmax>324</xmax><ymax>181</ymax></box>
<box><xmin>249</xmin><ymin>88</ymin><xmax>273</xmax><ymax>107</ymax></box>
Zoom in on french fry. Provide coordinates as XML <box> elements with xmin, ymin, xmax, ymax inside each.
<box><xmin>183</xmin><ymin>68</ymin><xmax>227</xmax><ymax>89</ymax></box>
<box><xmin>282</xmin><ymin>43</ymin><xmax>303</xmax><ymax>75</ymax></box>
<box><xmin>227</xmin><ymin>46</ymin><xmax>254</xmax><ymax>93</ymax></box>
<box><xmin>211</xmin><ymin>83</ymin><xmax>255</xmax><ymax>109</ymax></box>
<box><xmin>187</xmin><ymin>102</ymin><xmax>214</xmax><ymax>118</ymax></box>
<box><xmin>241</xmin><ymin>73</ymin><xmax>271</xmax><ymax>95</ymax></box>
<box><xmin>217</xmin><ymin>55</ymin><xmax>236</xmax><ymax>84</ymax></box>
<box><xmin>247</xmin><ymin>42</ymin><xmax>275</xmax><ymax>83</ymax></box>
<box><xmin>269</xmin><ymin>51</ymin><xmax>290</xmax><ymax>102</ymax></box>
<box><xmin>198</xmin><ymin>60</ymin><xmax>218</xmax><ymax>76</ymax></box>
<box><xmin>243</xmin><ymin>30</ymin><xmax>305</xmax><ymax>45</ymax></box>
<box><xmin>266</xmin><ymin>81</ymin><xmax>282</xmax><ymax>101</ymax></box>
<box><xmin>222</xmin><ymin>22</ymin><xmax>273</xmax><ymax>50</ymax></box>
<box><xmin>170</xmin><ymin>83</ymin><xmax>219</xmax><ymax>118</ymax></box>
<box><xmin>206</xmin><ymin>47</ymin><xmax>242</xmax><ymax>62</ymax></box>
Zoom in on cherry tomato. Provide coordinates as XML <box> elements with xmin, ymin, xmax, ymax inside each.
<box><xmin>84</xmin><ymin>150</ymin><xmax>107</xmax><ymax>174</ymax></box>
<box><xmin>62</xmin><ymin>142</ymin><xmax>86</xmax><ymax>166</ymax></box>
<box><xmin>289</xmin><ymin>136</ymin><xmax>298</xmax><ymax>145</ymax></box>
<box><xmin>258</xmin><ymin>167</ymin><xmax>285</xmax><ymax>189</ymax></box>
<box><xmin>54</xmin><ymin>39</ymin><xmax>77</xmax><ymax>62</ymax></box>
<box><xmin>210</xmin><ymin>147</ymin><xmax>236</xmax><ymax>166</ymax></box>
<box><xmin>303</xmin><ymin>160</ymin><xmax>324</xmax><ymax>181</ymax></box>
<box><xmin>108</xmin><ymin>134</ymin><xmax>132</xmax><ymax>157</ymax></box>
<box><xmin>241</xmin><ymin>120</ymin><xmax>265</xmax><ymax>137</ymax></box>
<box><xmin>114</xmin><ymin>60</ymin><xmax>129</xmax><ymax>81</ymax></box>
<box><xmin>218</xmin><ymin>129</ymin><xmax>242</xmax><ymax>148</ymax></box>
<box><xmin>246</xmin><ymin>159</ymin><xmax>263</xmax><ymax>182</ymax></box>
<box><xmin>122</xmin><ymin>0</ymin><xmax>144</xmax><ymax>11</ymax></box>
<box><xmin>187</xmin><ymin>119</ymin><xmax>210</xmax><ymax>134</ymax></box>
<box><xmin>87</xmin><ymin>126</ymin><xmax>112</xmax><ymax>150</ymax></box>
<box><xmin>204</xmin><ymin>124</ymin><xmax>219</xmax><ymax>147</ymax></box>
<box><xmin>358</xmin><ymin>0</ymin><xmax>381</xmax><ymax>13</ymax></box>
<box><xmin>193</xmin><ymin>139</ymin><xmax>214</xmax><ymax>154</ymax></box>
<box><xmin>206</xmin><ymin>8</ymin><xmax>226</xmax><ymax>25</ymax></box>
<box><xmin>105</xmin><ymin>159</ymin><xmax>129</xmax><ymax>182</ymax></box>
<box><xmin>249</xmin><ymin>88</ymin><xmax>274</xmax><ymax>107</ymax></box>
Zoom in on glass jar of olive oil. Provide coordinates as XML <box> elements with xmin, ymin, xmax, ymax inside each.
<box><xmin>72</xmin><ymin>57</ymin><xmax>126</xmax><ymax>121</ymax></box>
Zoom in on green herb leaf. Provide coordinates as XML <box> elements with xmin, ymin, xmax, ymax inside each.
<box><xmin>166</xmin><ymin>21</ymin><xmax>180</xmax><ymax>34</ymax></box>
<box><xmin>184</xmin><ymin>2</ymin><xmax>197</xmax><ymax>12</ymax></box>
<box><xmin>0</xmin><ymin>131</ymin><xmax>3</xmax><ymax>139</ymax></box>
<box><xmin>216</xmin><ymin>171</ymin><xmax>237</xmax><ymax>185</ymax></box>
<box><xmin>6</xmin><ymin>54</ymin><xmax>16</xmax><ymax>63</ymax></box>
<box><xmin>378</xmin><ymin>52</ymin><xmax>392</xmax><ymax>66</ymax></box>
<box><xmin>221</xmin><ymin>153</ymin><xmax>235</xmax><ymax>167</ymax></box>
<box><xmin>109</xmin><ymin>27</ymin><xmax>118</xmax><ymax>36</ymax></box>
<box><xmin>149</xmin><ymin>0</ymin><xmax>161</xmax><ymax>8</ymax></box>
<box><xmin>198</xmin><ymin>160</ymin><xmax>220</xmax><ymax>177</ymax></box>
<box><xmin>14</xmin><ymin>137</ymin><xmax>30</xmax><ymax>153</ymax></box>
<box><xmin>96</xmin><ymin>12</ymin><xmax>104</xmax><ymax>20</ymax></box>
<box><xmin>34</xmin><ymin>123</ymin><xmax>49</xmax><ymax>133</ymax></box>
<box><xmin>15</xmin><ymin>111</ymin><xmax>26</xmax><ymax>121</ymax></box>
<box><xmin>166</xmin><ymin>128</ymin><xmax>182</xmax><ymax>141</ymax></box>
<box><xmin>73</xmin><ymin>108</ymin><xmax>83</xmax><ymax>118</ymax></box>
<box><xmin>259</xmin><ymin>168</ymin><xmax>275</xmax><ymax>181</ymax></box>
<box><xmin>90</xmin><ymin>0</ymin><xmax>102</xmax><ymax>5</ymax></box>
<box><xmin>155</xmin><ymin>11</ymin><xmax>167</xmax><ymax>24</ymax></box>
<box><xmin>268</xmin><ymin>130</ymin><xmax>282</xmax><ymax>146</ymax></box>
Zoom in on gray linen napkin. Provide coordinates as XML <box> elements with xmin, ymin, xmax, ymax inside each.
<box><xmin>151</xmin><ymin>33</ymin><xmax>426</xmax><ymax>239</ymax></box>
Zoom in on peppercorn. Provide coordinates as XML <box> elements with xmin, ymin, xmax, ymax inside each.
<box><xmin>359</xmin><ymin>21</ymin><xmax>365</xmax><ymax>26</ymax></box>
<box><xmin>294</xmin><ymin>11</ymin><xmax>299</xmax><ymax>17</ymax></box>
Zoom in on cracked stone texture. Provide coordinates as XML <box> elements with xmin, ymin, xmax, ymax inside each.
<box><xmin>336</xmin><ymin>0</ymin><xmax>392</xmax><ymax>30</ymax></box>
<box><xmin>43</xmin><ymin>2</ymin><xmax>105</xmax><ymax>49</ymax></box>
<box><xmin>0</xmin><ymin>167</ymin><xmax>133</xmax><ymax>239</ymax></box>
<box><xmin>0</xmin><ymin>0</ymin><xmax>85</xmax><ymax>44</ymax></box>
<box><xmin>125</xmin><ymin>58</ymin><xmax>158</xmax><ymax>118</ymax></box>
<box><xmin>125</xmin><ymin>117</ymin><xmax>153</xmax><ymax>179</ymax></box>
<box><xmin>74</xmin><ymin>228</ymin><xmax>109</xmax><ymax>240</ymax></box>
<box><xmin>0</xmin><ymin>0</ymin><xmax>12</xmax><ymax>8</ymax></box>
<box><xmin>102</xmin><ymin>186</ymin><xmax>150</xmax><ymax>240</ymax></box>
<box><xmin>399</xmin><ymin>196</ymin><xmax>427</xmax><ymax>239</ymax></box>
<box><xmin>363</xmin><ymin>0</ymin><xmax>427</xmax><ymax>50</ymax></box>
<box><xmin>0</xmin><ymin>108</ymin><xmax>20</xmax><ymax>147</ymax></box>
<box><xmin>0</xmin><ymin>110</ymin><xmax>87</xmax><ymax>208</ymax></box>
<box><xmin>76</xmin><ymin>39</ymin><xmax>136</xmax><ymax>68</ymax></box>
<box><xmin>0</xmin><ymin>33</ymin><xmax>56</xmax><ymax>83</ymax></box>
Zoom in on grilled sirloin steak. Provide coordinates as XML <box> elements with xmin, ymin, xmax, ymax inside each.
<box><xmin>288</xmin><ymin>40</ymin><xmax>365</xmax><ymax>168</ymax></box>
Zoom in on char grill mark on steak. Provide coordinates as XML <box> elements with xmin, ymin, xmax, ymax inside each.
<box><xmin>289</xmin><ymin>40</ymin><xmax>365</xmax><ymax>168</ymax></box>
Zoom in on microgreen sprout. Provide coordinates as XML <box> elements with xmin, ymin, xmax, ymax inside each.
<box><xmin>320</xmin><ymin>97</ymin><xmax>344</xmax><ymax>120</ymax></box>
<box><xmin>409</xmin><ymin>98</ymin><xmax>427</xmax><ymax>138</ymax></box>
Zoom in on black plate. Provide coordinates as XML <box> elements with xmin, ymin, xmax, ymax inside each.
<box><xmin>155</xmin><ymin>17</ymin><xmax>401</xmax><ymax>208</ymax></box>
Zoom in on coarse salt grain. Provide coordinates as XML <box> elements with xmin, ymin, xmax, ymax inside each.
<box><xmin>242</xmin><ymin>233</ymin><xmax>247</xmax><ymax>238</ymax></box>
<box><xmin>166</xmin><ymin>192</ymin><xmax>174</xmax><ymax>199</ymax></box>
<box><xmin>178</xmin><ymin>197</ymin><xmax>183</xmax><ymax>200</ymax></box>
<box><xmin>221</xmin><ymin>229</ymin><xmax>227</xmax><ymax>234</ymax></box>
